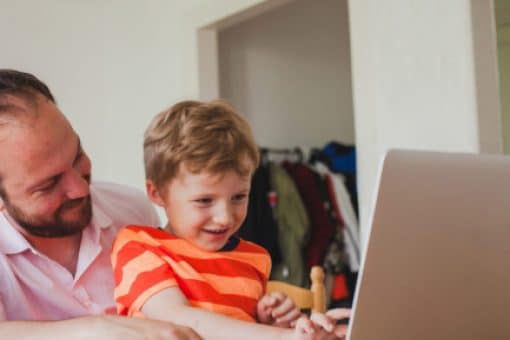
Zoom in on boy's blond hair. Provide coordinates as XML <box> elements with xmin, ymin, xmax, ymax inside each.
<box><xmin>144</xmin><ymin>100</ymin><xmax>260</xmax><ymax>189</ymax></box>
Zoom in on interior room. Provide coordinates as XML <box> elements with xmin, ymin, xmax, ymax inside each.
<box><xmin>0</xmin><ymin>0</ymin><xmax>508</xmax><ymax>337</ymax></box>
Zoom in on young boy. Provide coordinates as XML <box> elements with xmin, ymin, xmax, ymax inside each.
<box><xmin>111</xmin><ymin>100</ymin><xmax>347</xmax><ymax>339</ymax></box>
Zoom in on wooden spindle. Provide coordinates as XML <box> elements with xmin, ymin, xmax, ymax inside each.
<box><xmin>310</xmin><ymin>266</ymin><xmax>326</xmax><ymax>313</ymax></box>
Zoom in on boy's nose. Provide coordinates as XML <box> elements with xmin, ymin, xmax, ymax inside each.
<box><xmin>213</xmin><ymin>205</ymin><xmax>234</xmax><ymax>227</ymax></box>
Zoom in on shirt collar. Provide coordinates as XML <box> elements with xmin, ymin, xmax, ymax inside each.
<box><xmin>88</xmin><ymin>194</ymin><xmax>113</xmax><ymax>243</ymax></box>
<box><xmin>0</xmin><ymin>212</ymin><xmax>31</xmax><ymax>254</ymax></box>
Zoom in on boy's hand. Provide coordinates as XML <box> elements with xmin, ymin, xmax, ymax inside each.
<box><xmin>256</xmin><ymin>292</ymin><xmax>301</xmax><ymax>327</ymax></box>
<box><xmin>308</xmin><ymin>308</ymin><xmax>352</xmax><ymax>339</ymax></box>
<box><xmin>291</xmin><ymin>313</ymin><xmax>345</xmax><ymax>340</ymax></box>
<box><xmin>290</xmin><ymin>308</ymin><xmax>351</xmax><ymax>340</ymax></box>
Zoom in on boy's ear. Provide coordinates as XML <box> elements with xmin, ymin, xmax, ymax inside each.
<box><xmin>145</xmin><ymin>180</ymin><xmax>165</xmax><ymax>207</ymax></box>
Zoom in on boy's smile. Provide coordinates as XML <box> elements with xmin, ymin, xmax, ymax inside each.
<box><xmin>149</xmin><ymin>164</ymin><xmax>252</xmax><ymax>252</ymax></box>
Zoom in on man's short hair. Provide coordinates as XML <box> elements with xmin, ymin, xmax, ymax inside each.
<box><xmin>144</xmin><ymin>100</ymin><xmax>260</xmax><ymax>190</ymax></box>
<box><xmin>0</xmin><ymin>69</ymin><xmax>55</xmax><ymax>111</ymax></box>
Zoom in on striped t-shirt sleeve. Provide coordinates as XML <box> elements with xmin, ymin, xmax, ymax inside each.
<box><xmin>111</xmin><ymin>226</ymin><xmax>177</xmax><ymax>316</ymax></box>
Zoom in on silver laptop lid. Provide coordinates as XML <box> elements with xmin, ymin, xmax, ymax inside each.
<box><xmin>348</xmin><ymin>149</ymin><xmax>510</xmax><ymax>340</ymax></box>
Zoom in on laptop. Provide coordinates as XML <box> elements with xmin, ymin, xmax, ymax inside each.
<box><xmin>347</xmin><ymin>149</ymin><xmax>510</xmax><ymax>340</ymax></box>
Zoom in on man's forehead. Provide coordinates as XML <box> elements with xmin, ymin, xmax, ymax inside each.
<box><xmin>0</xmin><ymin>92</ymin><xmax>38</xmax><ymax>111</ymax></box>
<box><xmin>0</xmin><ymin>118</ymin><xmax>37</xmax><ymax>147</ymax></box>
<box><xmin>0</xmin><ymin>94</ymin><xmax>40</xmax><ymax>131</ymax></box>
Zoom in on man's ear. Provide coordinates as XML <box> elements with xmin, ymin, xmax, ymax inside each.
<box><xmin>146</xmin><ymin>179</ymin><xmax>165</xmax><ymax>207</ymax></box>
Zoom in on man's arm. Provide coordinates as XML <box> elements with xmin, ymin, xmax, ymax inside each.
<box><xmin>0</xmin><ymin>297</ymin><xmax>199</xmax><ymax>340</ymax></box>
<box><xmin>0</xmin><ymin>315</ymin><xmax>202</xmax><ymax>340</ymax></box>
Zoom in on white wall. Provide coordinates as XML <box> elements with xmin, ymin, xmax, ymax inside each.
<box><xmin>218</xmin><ymin>0</ymin><xmax>355</xmax><ymax>148</ymax></box>
<box><xmin>349</xmin><ymin>0</ymin><xmax>502</xmax><ymax>247</ymax></box>
<box><xmin>0</xmin><ymin>0</ymin><xmax>264</xmax><ymax>193</ymax></box>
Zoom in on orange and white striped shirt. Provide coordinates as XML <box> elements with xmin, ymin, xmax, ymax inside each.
<box><xmin>111</xmin><ymin>225</ymin><xmax>271</xmax><ymax>322</ymax></box>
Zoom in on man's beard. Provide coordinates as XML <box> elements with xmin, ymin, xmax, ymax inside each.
<box><xmin>4</xmin><ymin>196</ymin><xmax>93</xmax><ymax>238</ymax></box>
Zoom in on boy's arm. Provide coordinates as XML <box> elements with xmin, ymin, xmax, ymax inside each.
<box><xmin>142</xmin><ymin>287</ymin><xmax>300</xmax><ymax>340</ymax></box>
<box><xmin>0</xmin><ymin>315</ymin><xmax>201</xmax><ymax>340</ymax></box>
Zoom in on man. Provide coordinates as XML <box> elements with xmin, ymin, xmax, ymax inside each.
<box><xmin>0</xmin><ymin>69</ymin><xmax>201</xmax><ymax>339</ymax></box>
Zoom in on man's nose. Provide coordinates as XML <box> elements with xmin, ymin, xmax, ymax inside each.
<box><xmin>62</xmin><ymin>169</ymin><xmax>90</xmax><ymax>199</ymax></box>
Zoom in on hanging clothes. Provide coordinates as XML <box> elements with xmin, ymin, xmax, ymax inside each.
<box><xmin>316</xmin><ymin>142</ymin><xmax>359</xmax><ymax>216</ymax></box>
<box><xmin>239</xmin><ymin>164</ymin><xmax>282</xmax><ymax>265</ymax></box>
<box><xmin>314</xmin><ymin>171</ymin><xmax>347</xmax><ymax>274</ymax></box>
<box><xmin>322</xmin><ymin>142</ymin><xmax>356</xmax><ymax>173</ymax></box>
<box><xmin>282</xmin><ymin>162</ymin><xmax>336</xmax><ymax>271</ymax></box>
<box><xmin>268</xmin><ymin>162</ymin><xmax>310</xmax><ymax>286</ymax></box>
<box><xmin>315</xmin><ymin>172</ymin><xmax>350</xmax><ymax>306</ymax></box>
<box><xmin>314</xmin><ymin>161</ymin><xmax>360</xmax><ymax>307</ymax></box>
<box><xmin>314</xmin><ymin>162</ymin><xmax>360</xmax><ymax>272</ymax></box>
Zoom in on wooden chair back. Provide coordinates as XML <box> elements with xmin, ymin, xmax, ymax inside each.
<box><xmin>266</xmin><ymin>266</ymin><xmax>326</xmax><ymax>313</ymax></box>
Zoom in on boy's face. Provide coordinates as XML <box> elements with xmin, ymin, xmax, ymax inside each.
<box><xmin>150</xmin><ymin>165</ymin><xmax>251</xmax><ymax>252</ymax></box>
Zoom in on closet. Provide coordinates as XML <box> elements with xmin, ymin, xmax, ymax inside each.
<box><xmin>201</xmin><ymin>0</ymin><xmax>358</xmax><ymax>308</ymax></box>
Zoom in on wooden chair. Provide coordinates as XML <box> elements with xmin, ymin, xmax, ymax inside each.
<box><xmin>266</xmin><ymin>266</ymin><xmax>326</xmax><ymax>313</ymax></box>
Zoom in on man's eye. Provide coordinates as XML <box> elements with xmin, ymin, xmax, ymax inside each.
<box><xmin>74</xmin><ymin>150</ymin><xmax>84</xmax><ymax>166</ymax></box>
<box><xmin>36</xmin><ymin>182</ymin><xmax>57</xmax><ymax>193</ymax></box>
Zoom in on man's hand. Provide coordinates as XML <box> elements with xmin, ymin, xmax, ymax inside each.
<box><xmin>256</xmin><ymin>292</ymin><xmax>301</xmax><ymax>327</ymax></box>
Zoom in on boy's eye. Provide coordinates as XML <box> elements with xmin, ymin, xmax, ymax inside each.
<box><xmin>194</xmin><ymin>198</ymin><xmax>212</xmax><ymax>204</ymax></box>
<box><xmin>232</xmin><ymin>194</ymin><xmax>247</xmax><ymax>202</ymax></box>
